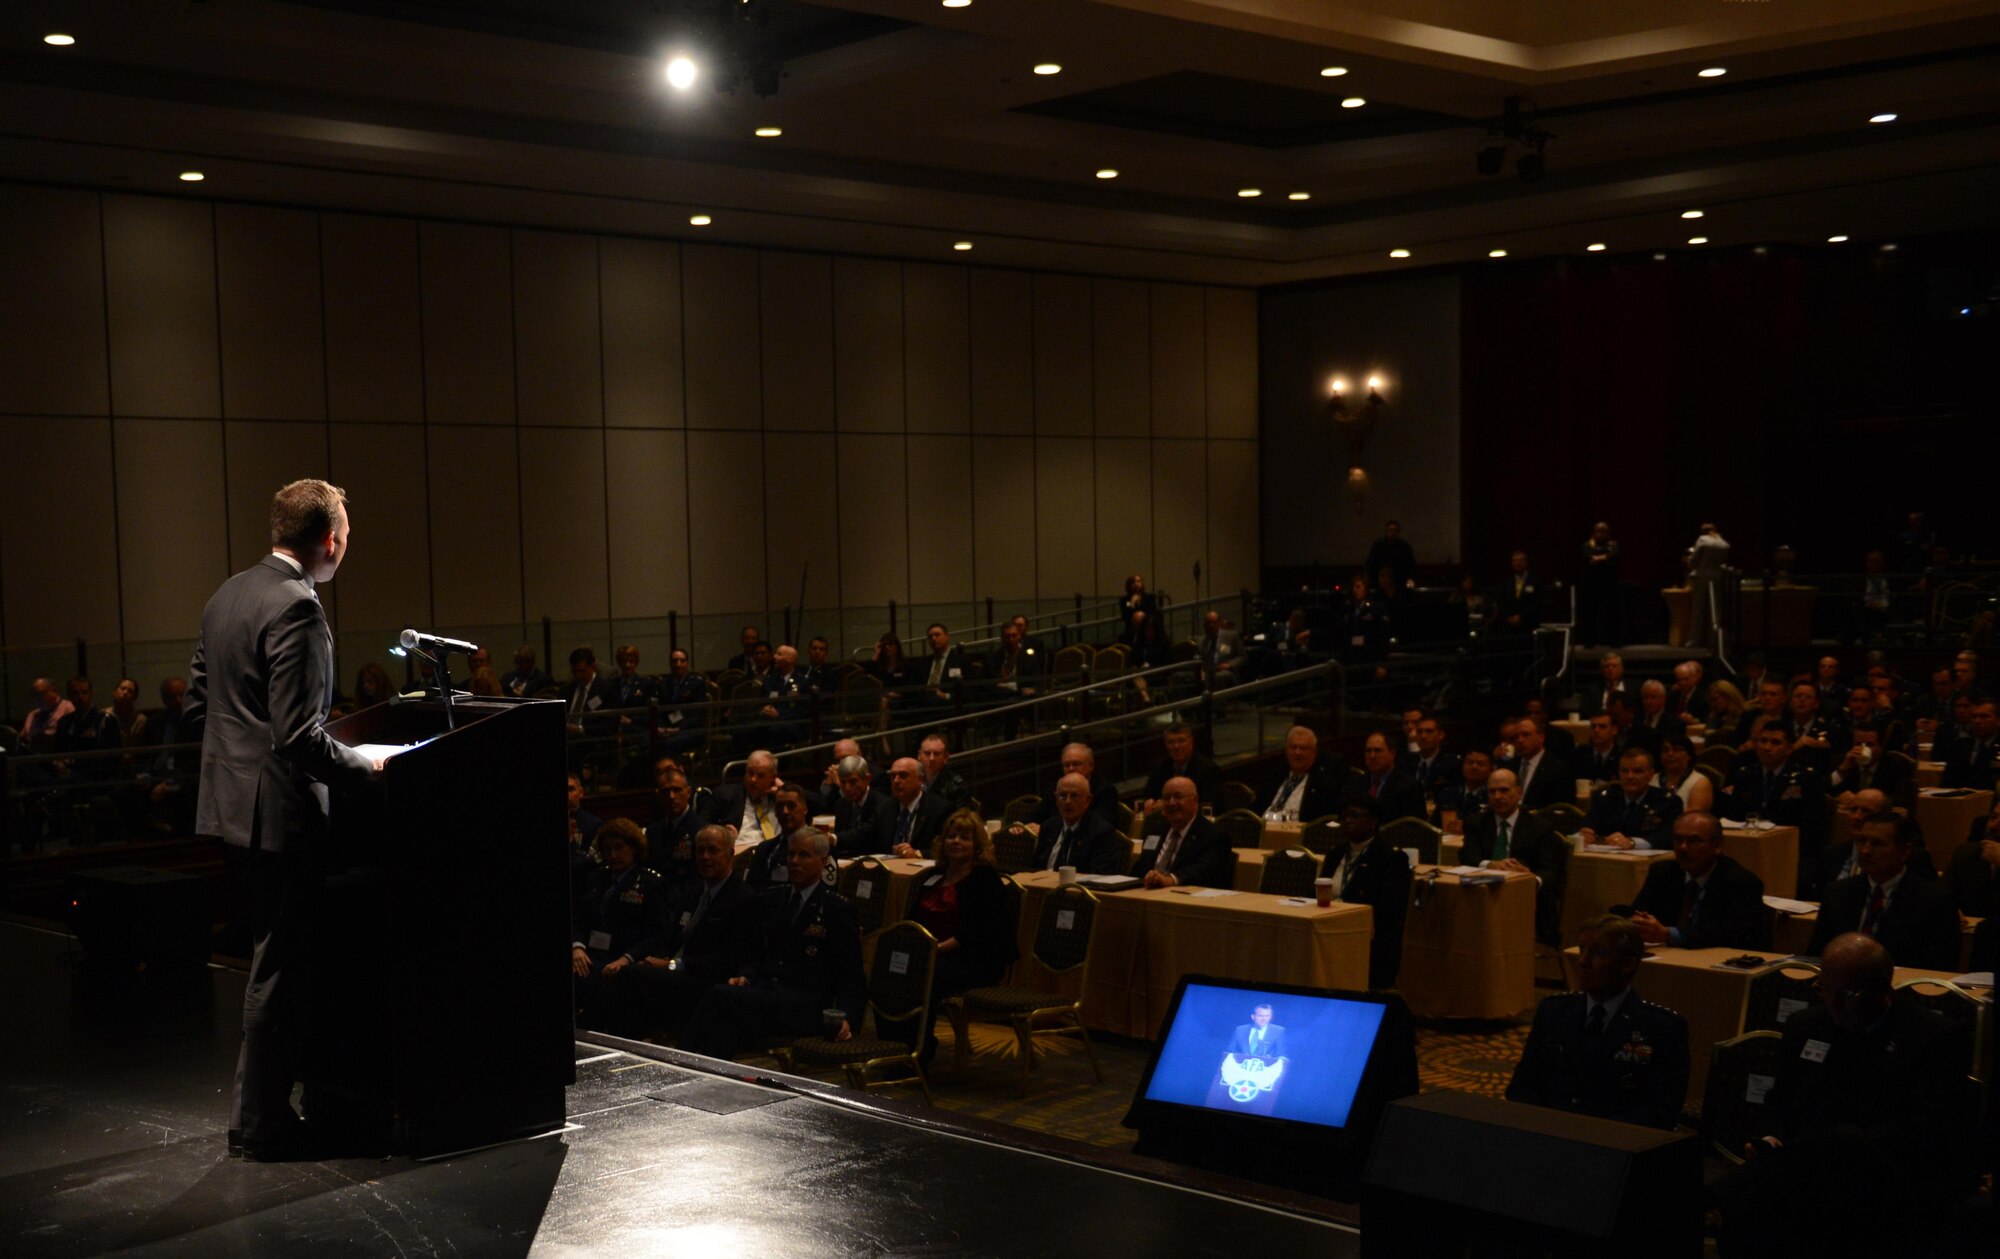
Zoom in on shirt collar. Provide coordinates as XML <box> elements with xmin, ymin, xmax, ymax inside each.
<box><xmin>1587</xmin><ymin>986</ymin><xmax>1633</xmax><ymax>1024</ymax></box>
<box><xmin>268</xmin><ymin>550</ymin><xmax>308</xmax><ymax>580</ymax></box>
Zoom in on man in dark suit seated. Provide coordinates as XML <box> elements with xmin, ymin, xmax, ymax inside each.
<box><xmin>739</xmin><ymin>782</ymin><xmax>817</xmax><ymax>891</ymax></box>
<box><xmin>1323</xmin><ymin>798</ymin><xmax>1413</xmax><ymax>990</ymax></box>
<box><xmin>1812</xmin><ymin>789</ymin><xmax>1936</xmax><ymax>893</ymax></box>
<box><xmin>1460</xmin><ymin>769</ymin><xmax>1568</xmax><ymax>945</ymax></box>
<box><xmin>500</xmin><ymin>645</ymin><xmax>555</xmax><ymax>699</ymax></box>
<box><xmin>1937</xmin><ymin>696</ymin><xmax>1998</xmax><ymax>791</ymax></box>
<box><xmin>645</xmin><ymin>766</ymin><xmax>704</xmax><ymax>883</ymax></box>
<box><xmin>1573</xmin><ymin>712</ymin><xmax>1623</xmax><ymax>785</ymax></box>
<box><xmin>1253</xmin><ymin>724</ymin><xmax>1351</xmax><ymax>822</ymax></box>
<box><xmin>707</xmin><ymin>748</ymin><xmax>784</xmax><ymax>844</ymax></box>
<box><xmin>1030</xmin><ymin>772</ymin><xmax>1129</xmax><ymax>875</ymax></box>
<box><xmin>678</xmin><ymin>829</ymin><xmax>866</xmax><ymax>1060</ymax></box>
<box><xmin>1575</xmin><ymin>747</ymin><xmax>1682</xmax><ymax>850</ymax></box>
<box><xmin>723</xmin><ymin>624</ymin><xmax>761</xmax><ymax>674</ymax></box>
<box><xmin>1435</xmin><ymin>747</ymin><xmax>1494</xmax><ymax>835</ymax></box>
<box><xmin>1031</xmin><ymin>742</ymin><xmax>1122</xmax><ymax>830</ymax></box>
<box><xmin>1604</xmin><ymin>691</ymin><xmax>1659</xmax><ymax>761</ymax></box>
<box><xmin>1710</xmin><ymin>933</ymin><xmax>1977</xmax><ymax>1257</ymax></box>
<box><xmin>559</xmin><ymin>646</ymin><xmax>618</xmax><ymax>734</ymax></box>
<box><xmin>791</xmin><ymin>636</ymin><xmax>836</xmax><ymax>697</ymax></box>
<box><xmin>1136</xmin><ymin>722</ymin><xmax>1224</xmax><ymax>817</ymax></box>
<box><xmin>1942</xmin><ymin>799</ymin><xmax>2000</xmax><ymax>918</ymax></box>
<box><xmin>1397</xmin><ymin>711</ymin><xmax>1460</xmax><ymax>796</ymax></box>
<box><xmin>634</xmin><ymin>825</ymin><xmax>758</xmax><ymax>1035</ymax></box>
<box><xmin>917</xmin><ymin>731</ymin><xmax>976</xmax><ymax>812</ymax></box>
<box><xmin>1506</xmin><ymin>914</ymin><xmax>1690</xmax><ymax>1130</ymax></box>
<box><xmin>1824</xmin><ymin>719</ymin><xmax>1913</xmax><ymax>812</ymax></box>
<box><xmin>1808</xmin><ymin>813</ymin><xmax>1962</xmax><ymax>970</ymax></box>
<box><xmin>828</xmin><ymin>754</ymin><xmax>891</xmax><ymax>849</ymax></box>
<box><xmin>1504</xmin><ymin>715</ymin><xmax>1573</xmax><ymax>811</ymax></box>
<box><xmin>1522</xmin><ymin>699</ymin><xmax>1575</xmax><ymax>761</ymax></box>
<box><xmin>913</xmin><ymin>622</ymin><xmax>969</xmax><ymax>712</ymax></box>
<box><xmin>1132</xmin><ymin>776</ymin><xmax>1233</xmax><ymax>889</ymax></box>
<box><xmin>872</xmin><ymin>756</ymin><xmax>953</xmax><ymax>857</ymax></box>
<box><xmin>1627</xmin><ymin>811</ymin><xmax>1770</xmax><ymax>950</ymax></box>
<box><xmin>1343</xmin><ymin>730</ymin><xmax>1427</xmax><ymax>824</ymax></box>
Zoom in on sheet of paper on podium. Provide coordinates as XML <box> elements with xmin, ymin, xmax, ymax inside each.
<box><xmin>348</xmin><ymin>737</ymin><xmax>440</xmax><ymax>762</ymax></box>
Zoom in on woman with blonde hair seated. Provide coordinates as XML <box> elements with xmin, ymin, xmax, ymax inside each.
<box><xmin>896</xmin><ymin>808</ymin><xmax>1020</xmax><ymax>1064</ymax></box>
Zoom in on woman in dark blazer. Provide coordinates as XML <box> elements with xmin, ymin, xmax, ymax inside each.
<box><xmin>899</xmin><ymin>808</ymin><xmax>1019</xmax><ymax>1063</ymax></box>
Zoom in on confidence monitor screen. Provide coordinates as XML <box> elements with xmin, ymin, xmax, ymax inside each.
<box><xmin>1141</xmin><ymin>981</ymin><xmax>1387</xmax><ymax>1128</ymax></box>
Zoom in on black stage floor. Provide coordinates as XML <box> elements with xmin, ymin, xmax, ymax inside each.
<box><xmin>0</xmin><ymin>920</ymin><xmax>1360</xmax><ymax>1257</ymax></box>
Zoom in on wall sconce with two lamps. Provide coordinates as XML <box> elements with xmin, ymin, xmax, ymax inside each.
<box><xmin>1326</xmin><ymin>373</ymin><xmax>1388</xmax><ymax>490</ymax></box>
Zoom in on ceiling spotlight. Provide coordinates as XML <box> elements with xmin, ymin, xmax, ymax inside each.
<box><xmin>1095</xmin><ymin>168</ymin><xmax>1118</xmax><ymax>179</ymax></box>
<box><xmin>1032</xmin><ymin>63</ymin><xmax>1062</xmax><ymax>76</ymax></box>
<box><xmin>942</xmin><ymin>0</ymin><xmax>972</xmax><ymax>7</ymax></box>
<box><xmin>1320</xmin><ymin>66</ymin><xmax>1348</xmax><ymax>78</ymax></box>
<box><xmin>1697</xmin><ymin>67</ymin><xmax>1727</xmax><ymax>78</ymax></box>
<box><xmin>1653</xmin><ymin>251</ymin><xmax>1668</xmax><ymax>260</ymax></box>
<box><xmin>1687</xmin><ymin>236</ymin><xmax>1708</xmax><ymax>245</ymax></box>
<box><xmin>1488</xmin><ymin>248</ymin><xmax>1508</xmax><ymax>258</ymax></box>
<box><xmin>1586</xmin><ymin>243</ymin><xmax>1607</xmax><ymax>252</ymax></box>
<box><xmin>1827</xmin><ymin>234</ymin><xmax>1849</xmax><ymax>243</ymax></box>
<box><xmin>1869</xmin><ymin>112</ymin><xmax>1897</xmax><ymax>124</ymax></box>
<box><xmin>688</xmin><ymin>214</ymin><xmax>712</xmax><ymax>226</ymax></box>
<box><xmin>178</xmin><ymin>171</ymin><xmax>205</xmax><ymax>182</ymax></box>
<box><xmin>1237</xmin><ymin>188</ymin><xmax>1262</xmax><ymax>198</ymax></box>
<box><xmin>1681</xmin><ymin>209</ymin><xmax>1704</xmax><ymax>219</ymax></box>
<box><xmin>1752</xmin><ymin>245</ymin><xmax>1769</xmax><ymax>256</ymax></box>
<box><xmin>1389</xmin><ymin>249</ymin><xmax>1411</xmax><ymax>258</ymax></box>
<box><xmin>665</xmin><ymin>56</ymin><xmax>698</xmax><ymax>90</ymax></box>
<box><xmin>1880</xmin><ymin>242</ymin><xmax>1898</xmax><ymax>252</ymax></box>
<box><xmin>43</xmin><ymin>33</ymin><xmax>75</xmax><ymax>46</ymax></box>
<box><xmin>953</xmin><ymin>241</ymin><xmax>973</xmax><ymax>251</ymax></box>
<box><xmin>754</xmin><ymin>126</ymin><xmax>783</xmax><ymax>138</ymax></box>
<box><xmin>1287</xmin><ymin>192</ymin><xmax>1310</xmax><ymax>201</ymax></box>
<box><xmin>1341</xmin><ymin>97</ymin><xmax>1366</xmax><ymax>109</ymax></box>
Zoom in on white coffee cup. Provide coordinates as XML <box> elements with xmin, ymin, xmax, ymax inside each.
<box><xmin>1058</xmin><ymin>865</ymin><xmax>1078</xmax><ymax>885</ymax></box>
<box><xmin>812</xmin><ymin>815</ymin><xmax>835</xmax><ymax>831</ymax></box>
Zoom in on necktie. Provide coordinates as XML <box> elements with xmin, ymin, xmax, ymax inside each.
<box><xmin>895</xmin><ymin>808</ymin><xmax>915</xmax><ymax>849</ymax></box>
<box><xmin>1677</xmin><ymin>877</ymin><xmax>1702</xmax><ymax>930</ymax></box>
<box><xmin>1585</xmin><ymin>1003</ymin><xmax>1607</xmax><ymax>1039</ymax></box>
<box><xmin>1249</xmin><ymin>1029</ymin><xmax>1262</xmax><ymax>1055</ymax></box>
<box><xmin>1862</xmin><ymin>882</ymin><xmax>1887</xmax><ymax>936</ymax></box>
<box><xmin>1050</xmin><ymin>828</ymin><xmax>1073</xmax><ymax>869</ymax></box>
<box><xmin>1277</xmin><ymin>773</ymin><xmax>1301</xmax><ymax>809</ymax></box>
<box><xmin>754</xmin><ymin>798</ymin><xmax>776</xmax><ymax>840</ymax></box>
<box><xmin>1493</xmin><ymin>817</ymin><xmax>1511</xmax><ymax>863</ymax></box>
<box><xmin>1974</xmin><ymin>740</ymin><xmax>1989</xmax><ymax>769</ymax></box>
<box><xmin>1159</xmin><ymin>827</ymin><xmax>1184</xmax><ymax>872</ymax></box>
<box><xmin>791</xmin><ymin>889</ymin><xmax>809</xmax><ymax>924</ymax></box>
<box><xmin>1370</xmin><ymin>774</ymin><xmax>1384</xmax><ymax>799</ymax></box>
<box><xmin>928</xmin><ymin>653</ymin><xmax>946</xmax><ymax>686</ymax></box>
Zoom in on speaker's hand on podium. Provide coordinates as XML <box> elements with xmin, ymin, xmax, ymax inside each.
<box><xmin>371</xmin><ymin>758</ymin><xmax>387</xmax><ymax>774</ymax></box>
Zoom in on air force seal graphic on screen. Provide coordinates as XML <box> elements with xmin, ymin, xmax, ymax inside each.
<box><xmin>1221</xmin><ymin>1055</ymin><xmax>1283</xmax><ymax>1103</ymax></box>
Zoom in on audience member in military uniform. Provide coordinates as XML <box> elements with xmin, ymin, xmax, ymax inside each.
<box><xmin>917</xmin><ymin>731</ymin><xmax>976</xmax><ymax>812</ymax></box>
<box><xmin>1824</xmin><ymin>719</ymin><xmax>1912</xmax><ymax>812</ymax></box>
<box><xmin>1436</xmin><ymin>747</ymin><xmax>1494</xmax><ymax>835</ymax></box>
<box><xmin>1780</xmin><ymin>680</ymin><xmax>1841</xmax><ymax>770</ymax></box>
<box><xmin>608</xmin><ymin>644</ymin><xmax>656</xmax><ymax>709</ymax></box>
<box><xmin>1812</xmin><ymin>789</ymin><xmax>1936</xmax><ymax>892</ymax></box>
<box><xmin>792</xmin><ymin>636</ymin><xmax>836</xmax><ymax>696</ymax></box>
<box><xmin>754</xmin><ymin>644</ymin><xmax>809</xmax><ymax>750</ymax></box>
<box><xmin>1397</xmin><ymin>712</ymin><xmax>1460</xmax><ymax>797</ymax></box>
<box><xmin>1504</xmin><ymin>715</ymin><xmax>1572</xmax><ymax>811</ymax></box>
<box><xmin>55</xmin><ymin>676</ymin><xmax>121</xmax><ymax>779</ymax></box>
<box><xmin>1710</xmin><ymin>933</ymin><xmax>1976</xmax><ymax>1258</ymax></box>
<box><xmin>724</xmin><ymin>624</ymin><xmax>762</xmax><ymax>674</ymax></box>
<box><xmin>1937</xmin><ymin>696</ymin><xmax>1998</xmax><ymax>791</ymax></box>
<box><xmin>1131</xmin><ymin>776</ymin><xmax>1233</xmax><ymax>889</ymax></box>
<box><xmin>1029</xmin><ymin>773</ymin><xmax>1129</xmax><ymax>874</ymax></box>
<box><xmin>708</xmin><ymin>748</ymin><xmax>784</xmax><ymax>844</ymax></box>
<box><xmin>679</xmin><ymin>828</ymin><xmax>866</xmax><ymax>1060</ymax></box>
<box><xmin>1253</xmin><ymin>725</ymin><xmax>1351</xmax><ymax>821</ymax></box>
<box><xmin>1506</xmin><ymin>914</ymin><xmax>1690</xmax><ymax>1130</ymax></box>
<box><xmin>1718</xmin><ymin>725</ymin><xmax>1827</xmax><ymax>895</ymax></box>
<box><xmin>1136</xmin><ymin>722</ymin><xmax>1223</xmax><ymax>818</ymax></box>
<box><xmin>500</xmin><ymin>645</ymin><xmax>555</xmax><ymax>699</ymax></box>
<box><xmin>1627</xmin><ymin>811</ymin><xmax>1770</xmax><ymax>950</ymax></box>
<box><xmin>571</xmin><ymin>818</ymin><xmax>675</xmax><ymax>1033</ymax></box>
<box><xmin>875</xmin><ymin>757</ymin><xmax>953</xmax><ymax>857</ymax></box>
<box><xmin>1943</xmin><ymin>798</ymin><xmax>2000</xmax><ymax>919</ymax></box>
<box><xmin>891</xmin><ymin>809</ymin><xmax>1020</xmax><ymax>1065</ymax></box>
<box><xmin>1576</xmin><ymin>747</ymin><xmax>1682</xmax><ymax>850</ymax></box>
<box><xmin>1574</xmin><ymin>712</ymin><xmax>1623</xmax><ymax>785</ymax></box>
<box><xmin>565</xmin><ymin>771</ymin><xmax>601</xmax><ymax>847</ymax></box>
<box><xmin>1344</xmin><ymin>730</ymin><xmax>1428</xmax><ymax>824</ymax></box>
<box><xmin>1323</xmin><ymin>798</ymin><xmax>1412</xmax><ymax>990</ymax></box>
<box><xmin>634</xmin><ymin>825</ymin><xmax>757</xmax><ymax>1036</ymax></box>
<box><xmin>645</xmin><ymin>766</ymin><xmax>704</xmax><ymax>884</ymax></box>
<box><xmin>651</xmin><ymin>649</ymin><xmax>709</xmax><ymax>754</ymax></box>
<box><xmin>1461</xmin><ymin>769</ymin><xmax>1568</xmax><ymax>945</ymax></box>
<box><xmin>1030</xmin><ymin>742</ymin><xmax>1121</xmax><ymax>830</ymax></box>
<box><xmin>1808</xmin><ymin>813</ymin><xmax>1961</xmax><ymax>969</ymax></box>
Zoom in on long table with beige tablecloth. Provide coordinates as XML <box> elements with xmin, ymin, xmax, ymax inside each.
<box><xmin>1009</xmin><ymin>871</ymin><xmax>1373</xmax><ymax>1038</ymax></box>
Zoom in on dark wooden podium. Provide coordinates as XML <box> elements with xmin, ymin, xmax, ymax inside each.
<box><xmin>310</xmin><ymin>695</ymin><xmax>573</xmax><ymax>1155</ymax></box>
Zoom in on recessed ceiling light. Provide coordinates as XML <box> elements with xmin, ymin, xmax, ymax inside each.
<box><xmin>1681</xmin><ymin>209</ymin><xmax>1704</xmax><ymax>219</ymax></box>
<box><xmin>688</xmin><ymin>214</ymin><xmax>711</xmax><ymax>226</ymax></box>
<box><xmin>754</xmin><ymin>126</ymin><xmax>783</xmax><ymax>138</ymax></box>
<box><xmin>1880</xmin><ymin>242</ymin><xmax>1898</xmax><ymax>252</ymax></box>
<box><xmin>1752</xmin><ymin>245</ymin><xmax>1769</xmax><ymax>256</ymax></box>
<box><xmin>1320</xmin><ymin>66</ymin><xmax>1348</xmax><ymax>78</ymax></box>
<box><xmin>1032</xmin><ymin>63</ymin><xmax>1062</xmax><ymax>76</ymax></box>
<box><xmin>1654</xmin><ymin>251</ymin><xmax>1668</xmax><ymax>260</ymax></box>
<box><xmin>942</xmin><ymin>0</ymin><xmax>972</xmax><ymax>7</ymax></box>
<box><xmin>1488</xmin><ymin>248</ymin><xmax>1508</xmax><ymax>258</ymax></box>
<box><xmin>1586</xmin><ymin>243</ymin><xmax>1607</xmax><ymax>252</ymax></box>
<box><xmin>1687</xmin><ymin>236</ymin><xmax>1708</xmax><ymax>245</ymax></box>
<box><xmin>1341</xmin><ymin>97</ymin><xmax>1366</xmax><ymax>109</ymax></box>
<box><xmin>178</xmin><ymin>171</ymin><xmax>205</xmax><ymax>182</ymax></box>
<box><xmin>1287</xmin><ymin>192</ymin><xmax>1310</xmax><ymax>201</ymax></box>
<box><xmin>43</xmin><ymin>33</ymin><xmax>75</xmax><ymax>46</ymax></box>
<box><xmin>1697</xmin><ymin>67</ymin><xmax>1727</xmax><ymax>78</ymax></box>
<box><xmin>1827</xmin><ymin>234</ymin><xmax>1849</xmax><ymax>243</ymax></box>
<box><xmin>1095</xmin><ymin>168</ymin><xmax>1118</xmax><ymax>179</ymax></box>
<box><xmin>953</xmin><ymin>241</ymin><xmax>974</xmax><ymax>251</ymax></box>
<box><xmin>1237</xmin><ymin>188</ymin><xmax>1262</xmax><ymax>198</ymax></box>
<box><xmin>665</xmin><ymin>56</ymin><xmax>698</xmax><ymax>90</ymax></box>
<box><xmin>1388</xmin><ymin>249</ymin><xmax>1411</xmax><ymax>259</ymax></box>
<box><xmin>1868</xmin><ymin>112</ymin><xmax>1897</xmax><ymax>124</ymax></box>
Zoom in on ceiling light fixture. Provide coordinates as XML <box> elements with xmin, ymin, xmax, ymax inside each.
<box><xmin>1880</xmin><ymin>242</ymin><xmax>1898</xmax><ymax>252</ymax></box>
<box><xmin>1687</xmin><ymin>236</ymin><xmax>1708</xmax><ymax>245</ymax></box>
<box><xmin>178</xmin><ymin>171</ymin><xmax>205</xmax><ymax>182</ymax></box>
<box><xmin>1320</xmin><ymin>66</ymin><xmax>1348</xmax><ymax>78</ymax></box>
<box><xmin>1697</xmin><ymin>67</ymin><xmax>1727</xmax><ymax>78</ymax></box>
<box><xmin>1586</xmin><ymin>243</ymin><xmax>1606</xmax><ymax>252</ymax></box>
<box><xmin>1389</xmin><ymin>249</ymin><xmax>1411</xmax><ymax>258</ymax></box>
<box><xmin>1681</xmin><ymin>209</ymin><xmax>1704</xmax><ymax>219</ymax></box>
<box><xmin>942</xmin><ymin>0</ymin><xmax>972</xmax><ymax>7</ymax></box>
<box><xmin>1237</xmin><ymin>188</ymin><xmax>1262</xmax><ymax>198</ymax></box>
<box><xmin>754</xmin><ymin>126</ymin><xmax>783</xmax><ymax>138</ymax></box>
<box><xmin>1869</xmin><ymin>112</ymin><xmax>1897</xmax><ymax>124</ymax></box>
<box><xmin>953</xmin><ymin>241</ymin><xmax>973</xmax><ymax>251</ymax></box>
<box><xmin>1654</xmin><ymin>252</ymin><xmax>1668</xmax><ymax>260</ymax></box>
<box><xmin>1095</xmin><ymin>168</ymin><xmax>1118</xmax><ymax>179</ymax></box>
<box><xmin>1827</xmin><ymin>234</ymin><xmax>1849</xmax><ymax>243</ymax></box>
<box><xmin>688</xmin><ymin>214</ymin><xmax>712</xmax><ymax>226</ymax></box>
<box><xmin>665</xmin><ymin>56</ymin><xmax>698</xmax><ymax>90</ymax></box>
<box><xmin>1488</xmin><ymin>248</ymin><xmax>1508</xmax><ymax>258</ymax></box>
<box><xmin>1032</xmin><ymin>63</ymin><xmax>1062</xmax><ymax>76</ymax></box>
<box><xmin>43</xmin><ymin>33</ymin><xmax>75</xmax><ymax>46</ymax></box>
<box><xmin>1287</xmin><ymin>192</ymin><xmax>1310</xmax><ymax>201</ymax></box>
<box><xmin>1341</xmin><ymin>97</ymin><xmax>1366</xmax><ymax>109</ymax></box>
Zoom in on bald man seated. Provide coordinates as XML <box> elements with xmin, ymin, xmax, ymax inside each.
<box><xmin>1029</xmin><ymin>773</ymin><xmax>1128</xmax><ymax>875</ymax></box>
<box><xmin>1129</xmin><ymin>777</ymin><xmax>1233</xmax><ymax>889</ymax></box>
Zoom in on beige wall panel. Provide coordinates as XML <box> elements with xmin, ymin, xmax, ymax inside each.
<box><xmin>0</xmin><ymin>187</ymin><xmax>108</xmax><ymax>416</ymax></box>
<box><xmin>322</xmin><ymin>214</ymin><xmax>423</xmax><ymax>423</ymax></box>
<box><xmin>102</xmin><ymin>196</ymin><xmax>218</xmax><ymax>418</ymax></box>
<box><xmin>904</xmin><ymin>265</ymin><xmax>969</xmax><ymax>433</ymax></box>
<box><xmin>425</xmin><ymin>426</ymin><xmax>522</xmax><ymax>626</ymax></box>
<box><xmin>681</xmin><ymin>244</ymin><xmax>761</xmax><ymax>431</ymax></box>
<box><xmin>835</xmin><ymin>434</ymin><xmax>908</xmax><ymax>605</ymax></box>
<box><xmin>905</xmin><ymin>435</ymin><xmax>973</xmax><ymax>604</ymax></box>
<box><xmin>114</xmin><ymin>420</ymin><xmax>228</xmax><ymax>640</ymax></box>
<box><xmin>1091</xmin><ymin>279</ymin><xmax>1150</xmax><ymax>438</ymax></box>
<box><xmin>326</xmin><ymin>424</ymin><xmax>430</xmax><ymax>631</ymax></box>
<box><xmin>834</xmin><ymin>258</ymin><xmax>903</xmax><ymax>432</ymax></box>
<box><xmin>1207</xmin><ymin>441</ymin><xmax>1261</xmax><ymax>597</ymax></box>
<box><xmin>1032</xmin><ymin>275</ymin><xmax>1090</xmax><ymax>436</ymax></box>
<box><xmin>968</xmin><ymin>270</ymin><xmax>1032</xmax><ymax>435</ymax></box>
<box><xmin>1149</xmin><ymin>284</ymin><xmax>1206</xmax><ymax>437</ymax></box>
<box><xmin>1149</xmin><ymin>439</ymin><xmax>1208</xmax><ymax>604</ymax></box>
<box><xmin>763</xmin><ymin>432</ymin><xmax>836</xmax><ymax>613</ymax></box>
<box><xmin>1034</xmin><ymin>437</ymin><xmax>1094</xmax><ymax>596</ymax></box>
<box><xmin>1205</xmin><ymin>288</ymin><xmax>1258</xmax><ymax>439</ymax></box>
<box><xmin>601</xmin><ymin>237</ymin><xmax>684</xmax><ymax>429</ymax></box>
<box><xmin>420</xmin><ymin>222</ymin><xmax>515</xmax><ymax>425</ymax></box>
<box><xmin>605</xmin><ymin>429</ymin><xmax>690</xmax><ymax>618</ymax></box>
<box><xmin>513</xmin><ymin>231</ymin><xmax>602</xmax><ymax>427</ymax></box>
<box><xmin>685</xmin><ymin>430</ymin><xmax>766</xmax><ymax>614</ymax></box>
<box><xmin>1093</xmin><ymin>438</ymin><xmax>1151</xmax><ymax>593</ymax></box>
<box><xmin>759</xmin><ymin>252</ymin><xmax>834</xmax><ymax>431</ymax></box>
<box><xmin>519</xmin><ymin>428</ymin><xmax>609</xmax><ymax>620</ymax></box>
<box><xmin>223</xmin><ymin>421</ymin><xmax>332</xmax><ymax>573</ymax></box>
<box><xmin>0</xmin><ymin>418</ymin><xmax>120</xmax><ymax>644</ymax></box>
<box><xmin>216</xmin><ymin>204</ymin><xmax>324</xmax><ymax>422</ymax></box>
<box><xmin>969</xmin><ymin>437</ymin><xmax>1036</xmax><ymax>600</ymax></box>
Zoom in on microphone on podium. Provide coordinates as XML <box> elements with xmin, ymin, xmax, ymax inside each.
<box><xmin>398</xmin><ymin>627</ymin><xmax>480</xmax><ymax>656</ymax></box>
